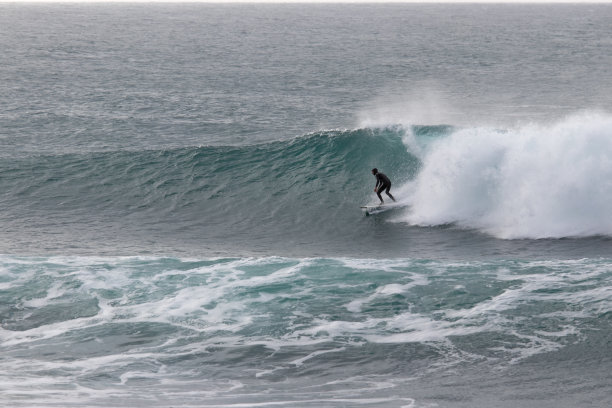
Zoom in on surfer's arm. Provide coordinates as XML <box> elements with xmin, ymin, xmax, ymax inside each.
<box><xmin>374</xmin><ymin>175</ymin><xmax>382</xmax><ymax>191</ymax></box>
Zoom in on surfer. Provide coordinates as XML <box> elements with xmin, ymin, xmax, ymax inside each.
<box><xmin>372</xmin><ymin>168</ymin><xmax>396</xmax><ymax>205</ymax></box>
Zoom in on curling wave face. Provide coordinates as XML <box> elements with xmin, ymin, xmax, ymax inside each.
<box><xmin>3</xmin><ymin>113</ymin><xmax>612</xmax><ymax>256</ymax></box>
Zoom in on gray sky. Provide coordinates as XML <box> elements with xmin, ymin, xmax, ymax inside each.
<box><xmin>4</xmin><ymin>0</ymin><xmax>612</xmax><ymax>3</ymax></box>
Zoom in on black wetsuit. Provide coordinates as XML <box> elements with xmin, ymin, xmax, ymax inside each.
<box><xmin>375</xmin><ymin>172</ymin><xmax>395</xmax><ymax>203</ymax></box>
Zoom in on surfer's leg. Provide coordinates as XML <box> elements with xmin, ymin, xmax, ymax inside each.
<box><xmin>385</xmin><ymin>184</ymin><xmax>396</xmax><ymax>202</ymax></box>
<box><xmin>376</xmin><ymin>189</ymin><xmax>384</xmax><ymax>204</ymax></box>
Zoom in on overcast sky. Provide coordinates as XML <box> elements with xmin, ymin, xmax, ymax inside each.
<box><xmin>3</xmin><ymin>0</ymin><xmax>612</xmax><ymax>3</ymax></box>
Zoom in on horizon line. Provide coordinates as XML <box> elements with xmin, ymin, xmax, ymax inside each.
<box><xmin>2</xmin><ymin>0</ymin><xmax>611</xmax><ymax>3</ymax></box>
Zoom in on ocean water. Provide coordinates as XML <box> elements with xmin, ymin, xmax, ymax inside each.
<box><xmin>1</xmin><ymin>3</ymin><xmax>611</xmax><ymax>407</ymax></box>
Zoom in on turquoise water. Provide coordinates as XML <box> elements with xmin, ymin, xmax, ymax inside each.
<box><xmin>1</xmin><ymin>4</ymin><xmax>612</xmax><ymax>407</ymax></box>
<box><xmin>1</xmin><ymin>256</ymin><xmax>610</xmax><ymax>407</ymax></box>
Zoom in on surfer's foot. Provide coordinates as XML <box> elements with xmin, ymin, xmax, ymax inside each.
<box><xmin>379</xmin><ymin>201</ymin><xmax>384</xmax><ymax>205</ymax></box>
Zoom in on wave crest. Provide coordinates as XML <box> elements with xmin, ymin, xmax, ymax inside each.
<box><xmin>402</xmin><ymin>112</ymin><xmax>612</xmax><ymax>238</ymax></box>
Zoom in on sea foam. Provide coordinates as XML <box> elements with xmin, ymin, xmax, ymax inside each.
<box><xmin>400</xmin><ymin>111</ymin><xmax>612</xmax><ymax>239</ymax></box>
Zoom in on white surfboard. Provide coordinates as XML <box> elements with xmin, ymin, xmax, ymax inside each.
<box><xmin>360</xmin><ymin>205</ymin><xmax>388</xmax><ymax>216</ymax></box>
<box><xmin>360</xmin><ymin>201</ymin><xmax>405</xmax><ymax>216</ymax></box>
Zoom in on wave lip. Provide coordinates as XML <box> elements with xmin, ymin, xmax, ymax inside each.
<box><xmin>403</xmin><ymin>112</ymin><xmax>612</xmax><ymax>239</ymax></box>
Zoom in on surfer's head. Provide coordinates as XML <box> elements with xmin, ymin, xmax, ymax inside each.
<box><xmin>371</xmin><ymin>168</ymin><xmax>378</xmax><ymax>175</ymax></box>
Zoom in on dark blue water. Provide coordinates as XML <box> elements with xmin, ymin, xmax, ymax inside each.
<box><xmin>1</xmin><ymin>4</ymin><xmax>611</xmax><ymax>407</ymax></box>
